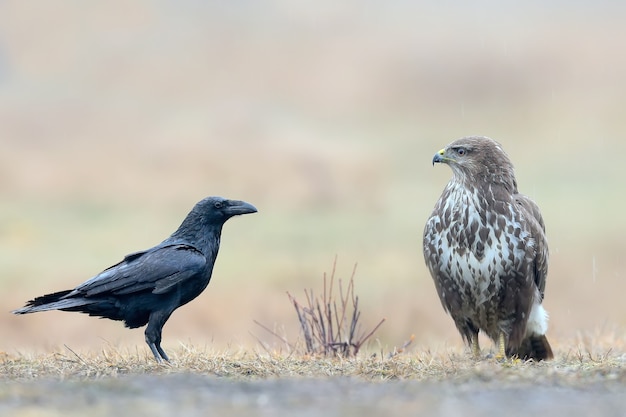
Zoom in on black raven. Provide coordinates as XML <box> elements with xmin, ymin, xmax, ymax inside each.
<box><xmin>13</xmin><ymin>196</ymin><xmax>257</xmax><ymax>362</ymax></box>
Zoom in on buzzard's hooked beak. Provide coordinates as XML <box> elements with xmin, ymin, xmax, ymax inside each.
<box><xmin>432</xmin><ymin>149</ymin><xmax>446</xmax><ymax>166</ymax></box>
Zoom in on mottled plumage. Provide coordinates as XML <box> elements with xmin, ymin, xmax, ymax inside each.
<box><xmin>423</xmin><ymin>136</ymin><xmax>553</xmax><ymax>360</ymax></box>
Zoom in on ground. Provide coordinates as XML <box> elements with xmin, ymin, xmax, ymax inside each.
<box><xmin>1</xmin><ymin>346</ymin><xmax>625</xmax><ymax>416</ymax></box>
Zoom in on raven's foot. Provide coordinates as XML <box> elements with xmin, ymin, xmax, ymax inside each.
<box><xmin>148</xmin><ymin>342</ymin><xmax>170</xmax><ymax>363</ymax></box>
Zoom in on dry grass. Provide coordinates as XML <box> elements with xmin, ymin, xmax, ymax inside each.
<box><xmin>1</xmin><ymin>339</ymin><xmax>624</xmax><ymax>385</ymax></box>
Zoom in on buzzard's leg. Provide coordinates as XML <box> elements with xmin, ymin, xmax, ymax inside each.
<box><xmin>471</xmin><ymin>333</ymin><xmax>481</xmax><ymax>358</ymax></box>
<box><xmin>495</xmin><ymin>332</ymin><xmax>506</xmax><ymax>360</ymax></box>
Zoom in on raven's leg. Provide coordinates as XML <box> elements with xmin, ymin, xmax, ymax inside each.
<box><xmin>156</xmin><ymin>344</ymin><xmax>169</xmax><ymax>362</ymax></box>
<box><xmin>147</xmin><ymin>338</ymin><xmax>164</xmax><ymax>362</ymax></box>
<box><xmin>145</xmin><ymin>310</ymin><xmax>173</xmax><ymax>362</ymax></box>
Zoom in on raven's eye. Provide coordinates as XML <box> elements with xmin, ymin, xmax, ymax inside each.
<box><xmin>456</xmin><ymin>147</ymin><xmax>466</xmax><ymax>156</ymax></box>
<box><xmin>214</xmin><ymin>201</ymin><xmax>224</xmax><ymax>209</ymax></box>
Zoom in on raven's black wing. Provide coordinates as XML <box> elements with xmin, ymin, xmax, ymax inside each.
<box><xmin>13</xmin><ymin>244</ymin><xmax>207</xmax><ymax>314</ymax></box>
<box><xmin>69</xmin><ymin>244</ymin><xmax>207</xmax><ymax>298</ymax></box>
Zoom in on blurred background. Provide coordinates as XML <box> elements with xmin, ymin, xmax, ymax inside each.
<box><xmin>1</xmin><ymin>1</ymin><xmax>624</xmax><ymax>356</ymax></box>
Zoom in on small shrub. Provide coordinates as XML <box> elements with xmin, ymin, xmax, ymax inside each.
<box><xmin>287</xmin><ymin>258</ymin><xmax>385</xmax><ymax>357</ymax></box>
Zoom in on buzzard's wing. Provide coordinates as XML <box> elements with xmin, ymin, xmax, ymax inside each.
<box><xmin>514</xmin><ymin>193</ymin><xmax>549</xmax><ymax>298</ymax></box>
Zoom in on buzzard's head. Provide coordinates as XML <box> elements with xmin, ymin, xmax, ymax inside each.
<box><xmin>432</xmin><ymin>136</ymin><xmax>517</xmax><ymax>191</ymax></box>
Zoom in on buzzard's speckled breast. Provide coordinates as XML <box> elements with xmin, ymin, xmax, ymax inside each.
<box><xmin>424</xmin><ymin>181</ymin><xmax>534</xmax><ymax>342</ymax></box>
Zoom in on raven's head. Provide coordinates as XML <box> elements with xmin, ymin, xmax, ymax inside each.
<box><xmin>171</xmin><ymin>196</ymin><xmax>257</xmax><ymax>241</ymax></box>
<box><xmin>194</xmin><ymin>196</ymin><xmax>257</xmax><ymax>224</ymax></box>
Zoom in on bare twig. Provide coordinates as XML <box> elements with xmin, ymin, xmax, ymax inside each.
<box><xmin>291</xmin><ymin>258</ymin><xmax>385</xmax><ymax>357</ymax></box>
<box><xmin>252</xmin><ymin>320</ymin><xmax>294</xmax><ymax>353</ymax></box>
<box><xmin>63</xmin><ymin>344</ymin><xmax>89</xmax><ymax>366</ymax></box>
<box><xmin>388</xmin><ymin>334</ymin><xmax>416</xmax><ymax>358</ymax></box>
<box><xmin>255</xmin><ymin>258</ymin><xmax>386</xmax><ymax>357</ymax></box>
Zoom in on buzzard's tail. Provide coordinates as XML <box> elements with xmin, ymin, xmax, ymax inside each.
<box><xmin>511</xmin><ymin>335</ymin><xmax>554</xmax><ymax>361</ymax></box>
<box><xmin>12</xmin><ymin>290</ymin><xmax>95</xmax><ymax>314</ymax></box>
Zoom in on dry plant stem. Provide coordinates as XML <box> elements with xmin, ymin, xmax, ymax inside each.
<box><xmin>284</xmin><ymin>258</ymin><xmax>385</xmax><ymax>357</ymax></box>
<box><xmin>250</xmin><ymin>320</ymin><xmax>294</xmax><ymax>356</ymax></box>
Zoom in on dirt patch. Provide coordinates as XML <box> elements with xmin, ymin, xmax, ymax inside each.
<box><xmin>2</xmin><ymin>374</ymin><xmax>625</xmax><ymax>417</ymax></box>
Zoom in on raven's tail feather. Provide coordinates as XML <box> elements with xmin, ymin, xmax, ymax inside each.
<box><xmin>510</xmin><ymin>334</ymin><xmax>554</xmax><ymax>361</ymax></box>
<box><xmin>12</xmin><ymin>290</ymin><xmax>95</xmax><ymax>314</ymax></box>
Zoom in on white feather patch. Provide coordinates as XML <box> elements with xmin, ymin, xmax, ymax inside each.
<box><xmin>525</xmin><ymin>302</ymin><xmax>549</xmax><ymax>336</ymax></box>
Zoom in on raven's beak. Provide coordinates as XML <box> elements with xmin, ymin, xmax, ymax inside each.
<box><xmin>225</xmin><ymin>200</ymin><xmax>258</xmax><ymax>216</ymax></box>
<box><xmin>432</xmin><ymin>148</ymin><xmax>446</xmax><ymax>166</ymax></box>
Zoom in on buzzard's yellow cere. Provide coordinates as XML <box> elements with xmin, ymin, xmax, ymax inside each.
<box><xmin>423</xmin><ymin>136</ymin><xmax>553</xmax><ymax>360</ymax></box>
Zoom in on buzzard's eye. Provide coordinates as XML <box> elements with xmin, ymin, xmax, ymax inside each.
<box><xmin>214</xmin><ymin>201</ymin><xmax>224</xmax><ymax>209</ymax></box>
<box><xmin>456</xmin><ymin>148</ymin><xmax>466</xmax><ymax>156</ymax></box>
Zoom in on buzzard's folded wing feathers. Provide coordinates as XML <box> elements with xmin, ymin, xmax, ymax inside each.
<box><xmin>514</xmin><ymin>193</ymin><xmax>549</xmax><ymax>298</ymax></box>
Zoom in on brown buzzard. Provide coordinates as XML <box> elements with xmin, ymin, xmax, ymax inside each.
<box><xmin>423</xmin><ymin>136</ymin><xmax>553</xmax><ymax>360</ymax></box>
